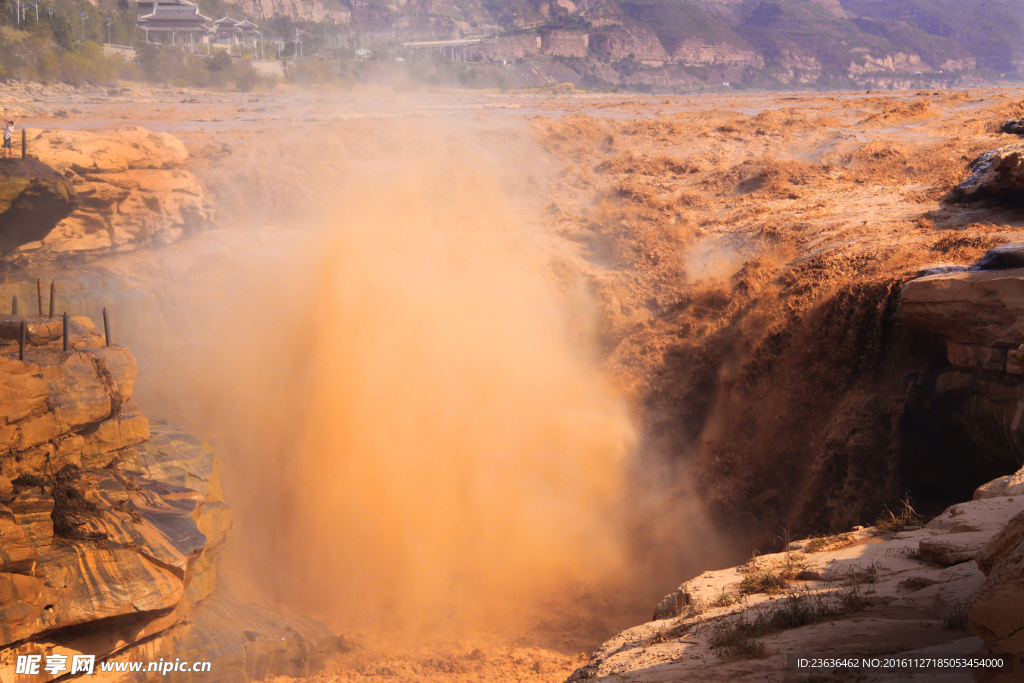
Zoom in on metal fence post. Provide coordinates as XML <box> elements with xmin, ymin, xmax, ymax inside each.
<box><xmin>62</xmin><ymin>312</ymin><xmax>68</xmax><ymax>352</ymax></box>
<box><xmin>11</xmin><ymin>295</ymin><xmax>17</xmax><ymax>315</ymax></box>
<box><xmin>102</xmin><ymin>307</ymin><xmax>111</xmax><ymax>346</ymax></box>
<box><xmin>49</xmin><ymin>282</ymin><xmax>55</xmax><ymax>318</ymax></box>
<box><xmin>18</xmin><ymin>321</ymin><xmax>25</xmax><ymax>361</ymax></box>
<box><xmin>37</xmin><ymin>278</ymin><xmax>43</xmax><ymax>316</ymax></box>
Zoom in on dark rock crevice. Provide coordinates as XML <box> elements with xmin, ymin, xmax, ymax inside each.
<box><xmin>0</xmin><ymin>159</ymin><xmax>79</xmax><ymax>256</ymax></box>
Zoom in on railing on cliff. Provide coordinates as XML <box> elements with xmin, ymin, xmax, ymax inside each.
<box><xmin>4</xmin><ymin>281</ymin><xmax>113</xmax><ymax>360</ymax></box>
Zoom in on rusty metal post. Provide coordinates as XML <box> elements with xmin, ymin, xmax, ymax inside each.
<box><xmin>11</xmin><ymin>295</ymin><xmax>17</xmax><ymax>315</ymax></box>
<box><xmin>36</xmin><ymin>278</ymin><xmax>43</xmax><ymax>316</ymax></box>
<box><xmin>19</xmin><ymin>321</ymin><xmax>25</xmax><ymax>361</ymax></box>
<box><xmin>21</xmin><ymin>129</ymin><xmax>26</xmax><ymax>159</ymax></box>
<box><xmin>48</xmin><ymin>282</ymin><xmax>55</xmax><ymax>318</ymax></box>
<box><xmin>62</xmin><ymin>313</ymin><xmax>68</xmax><ymax>351</ymax></box>
<box><xmin>102</xmin><ymin>307</ymin><xmax>111</xmax><ymax>346</ymax></box>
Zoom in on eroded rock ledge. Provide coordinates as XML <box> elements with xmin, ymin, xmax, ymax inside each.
<box><xmin>895</xmin><ymin>255</ymin><xmax>1024</xmax><ymax>502</ymax></box>
<box><xmin>5</xmin><ymin>127</ymin><xmax>212</xmax><ymax>264</ymax></box>
<box><xmin>0</xmin><ymin>315</ymin><xmax>339</xmax><ymax>681</ymax></box>
<box><xmin>566</xmin><ymin>469</ymin><xmax>1024</xmax><ymax>683</ymax></box>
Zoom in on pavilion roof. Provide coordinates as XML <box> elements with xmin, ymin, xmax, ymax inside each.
<box><xmin>139</xmin><ymin>5</ymin><xmax>212</xmax><ymax>28</ymax></box>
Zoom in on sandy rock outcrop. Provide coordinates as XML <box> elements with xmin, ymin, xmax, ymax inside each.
<box><xmin>951</xmin><ymin>142</ymin><xmax>1024</xmax><ymax>202</ymax></box>
<box><xmin>975</xmin><ymin>464</ymin><xmax>1024</xmax><ymax>500</ymax></box>
<box><xmin>567</xmin><ymin>495</ymin><xmax>1024</xmax><ymax>682</ymax></box>
<box><xmin>0</xmin><ymin>158</ymin><xmax>79</xmax><ymax>256</ymax></box>
<box><xmin>10</xmin><ymin>127</ymin><xmax>212</xmax><ymax>261</ymax></box>
<box><xmin>898</xmin><ymin>266</ymin><xmax>1024</xmax><ymax>348</ymax></box>
<box><xmin>969</xmin><ymin>511</ymin><xmax>1024</xmax><ymax>682</ymax></box>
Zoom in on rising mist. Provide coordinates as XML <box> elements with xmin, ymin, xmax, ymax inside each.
<box><xmin>97</xmin><ymin>113</ymin><xmax>716</xmax><ymax>638</ymax></box>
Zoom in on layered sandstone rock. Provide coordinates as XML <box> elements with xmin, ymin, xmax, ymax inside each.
<box><xmin>0</xmin><ymin>319</ymin><xmax>339</xmax><ymax>682</ymax></box>
<box><xmin>470</xmin><ymin>35</ymin><xmax>541</xmax><ymax>60</ymax></box>
<box><xmin>10</xmin><ymin>127</ymin><xmax>212</xmax><ymax>261</ymax></box>
<box><xmin>590</xmin><ymin>25</ymin><xmax>668</xmax><ymax>61</ymax></box>
<box><xmin>952</xmin><ymin>143</ymin><xmax>1024</xmax><ymax>202</ymax></box>
<box><xmin>567</xmin><ymin>502</ymin><xmax>1024</xmax><ymax>681</ymax></box>
<box><xmin>897</xmin><ymin>265</ymin><xmax>1024</xmax><ymax>497</ymax></box>
<box><xmin>0</xmin><ymin>338</ymin><xmax>185</xmax><ymax>671</ymax></box>
<box><xmin>969</xmin><ymin>511</ymin><xmax>1024</xmax><ymax>682</ymax></box>
<box><xmin>0</xmin><ymin>158</ymin><xmax>79</xmax><ymax>256</ymax></box>
<box><xmin>225</xmin><ymin>0</ymin><xmax>350</xmax><ymax>23</ymax></box>
<box><xmin>670</xmin><ymin>41</ymin><xmax>763</xmax><ymax>67</ymax></box>
<box><xmin>581</xmin><ymin>0</ymin><xmax>626</xmax><ymax>28</ymax></box>
<box><xmin>779</xmin><ymin>49</ymin><xmax>821</xmax><ymax>71</ymax></box>
<box><xmin>848</xmin><ymin>51</ymin><xmax>926</xmax><ymax>75</ymax></box>
<box><xmin>568</xmin><ymin>493</ymin><xmax>1024</xmax><ymax>682</ymax></box>
<box><xmin>975</xmin><ymin>464</ymin><xmax>1024</xmax><ymax>500</ymax></box>
<box><xmin>898</xmin><ymin>267</ymin><xmax>1024</xmax><ymax>348</ymax></box>
<box><xmin>542</xmin><ymin>30</ymin><xmax>589</xmax><ymax>58</ymax></box>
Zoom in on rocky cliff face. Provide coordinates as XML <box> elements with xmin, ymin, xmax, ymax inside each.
<box><xmin>670</xmin><ymin>40</ymin><xmax>763</xmax><ymax>67</ymax></box>
<box><xmin>100</xmin><ymin>0</ymin><xmax>1007</xmax><ymax>91</ymax></box>
<box><xmin>848</xmin><ymin>51</ymin><xmax>926</xmax><ymax>76</ymax></box>
<box><xmin>228</xmin><ymin>0</ymin><xmax>351</xmax><ymax>23</ymax></box>
<box><xmin>970</xmin><ymin>509</ymin><xmax>1024</xmax><ymax>682</ymax></box>
<box><xmin>897</xmin><ymin>258</ymin><xmax>1024</xmax><ymax>501</ymax></box>
<box><xmin>590</xmin><ymin>25</ymin><xmax>667</xmax><ymax>61</ymax></box>
<box><xmin>542</xmin><ymin>30</ymin><xmax>589</xmax><ymax>58</ymax></box>
<box><xmin>470</xmin><ymin>34</ymin><xmax>541</xmax><ymax>59</ymax></box>
<box><xmin>0</xmin><ymin>159</ymin><xmax>78</xmax><ymax>257</ymax></box>
<box><xmin>0</xmin><ymin>317</ymin><xmax>339</xmax><ymax>681</ymax></box>
<box><xmin>7</xmin><ymin>127</ymin><xmax>212</xmax><ymax>265</ymax></box>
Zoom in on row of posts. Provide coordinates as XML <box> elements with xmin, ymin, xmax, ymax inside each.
<box><xmin>10</xmin><ymin>279</ymin><xmax>112</xmax><ymax>360</ymax></box>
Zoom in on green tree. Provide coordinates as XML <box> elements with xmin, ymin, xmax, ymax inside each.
<box><xmin>209</xmin><ymin>49</ymin><xmax>232</xmax><ymax>72</ymax></box>
<box><xmin>233</xmin><ymin>60</ymin><xmax>259</xmax><ymax>90</ymax></box>
<box><xmin>50</xmin><ymin>15</ymin><xmax>75</xmax><ymax>51</ymax></box>
<box><xmin>136</xmin><ymin>42</ymin><xmax>162</xmax><ymax>80</ymax></box>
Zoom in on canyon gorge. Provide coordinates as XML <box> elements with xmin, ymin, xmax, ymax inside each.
<box><xmin>1</xmin><ymin>82</ymin><xmax>1024</xmax><ymax>683</ymax></box>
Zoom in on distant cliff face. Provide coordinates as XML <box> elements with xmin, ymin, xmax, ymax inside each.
<box><xmin>671</xmin><ymin>40</ymin><xmax>763</xmax><ymax>67</ymax></box>
<box><xmin>224</xmin><ymin>0</ymin><xmax>1021</xmax><ymax>90</ymax></box>
<box><xmin>228</xmin><ymin>0</ymin><xmax>352</xmax><ymax>23</ymax></box>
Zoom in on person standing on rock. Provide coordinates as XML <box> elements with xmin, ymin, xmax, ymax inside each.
<box><xmin>3</xmin><ymin>120</ymin><xmax>14</xmax><ymax>160</ymax></box>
